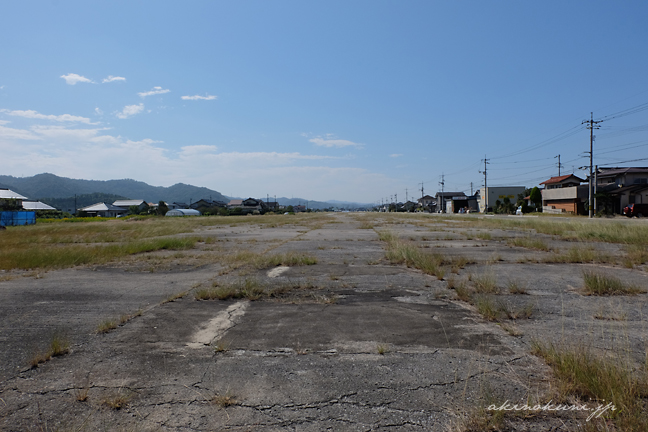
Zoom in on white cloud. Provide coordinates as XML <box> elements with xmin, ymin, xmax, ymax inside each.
<box><xmin>1</xmin><ymin>109</ymin><xmax>92</xmax><ymax>124</ymax></box>
<box><xmin>0</xmin><ymin>125</ymin><xmax>41</xmax><ymax>140</ymax></box>
<box><xmin>181</xmin><ymin>94</ymin><xmax>217</xmax><ymax>101</ymax></box>
<box><xmin>138</xmin><ymin>86</ymin><xmax>170</xmax><ymax>97</ymax></box>
<box><xmin>95</xmin><ymin>107</ymin><xmax>103</xmax><ymax>115</ymax></box>
<box><xmin>390</xmin><ymin>153</ymin><xmax>403</xmax><ymax>158</ymax></box>
<box><xmin>0</xmin><ymin>123</ymin><xmax>396</xmax><ymax>201</ymax></box>
<box><xmin>115</xmin><ymin>103</ymin><xmax>144</xmax><ymax>119</ymax></box>
<box><xmin>0</xmin><ymin>120</ymin><xmax>9</xmax><ymax>125</ymax></box>
<box><xmin>102</xmin><ymin>75</ymin><xmax>126</xmax><ymax>83</ymax></box>
<box><xmin>309</xmin><ymin>135</ymin><xmax>364</xmax><ymax>149</ymax></box>
<box><xmin>60</xmin><ymin>73</ymin><xmax>93</xmax><ymax>85</ymax></box>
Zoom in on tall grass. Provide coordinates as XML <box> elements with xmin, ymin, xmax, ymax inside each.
<box><xmin>582</xmin><ymin>270</ymin><xmax>644</xmax><ymax>295</ymax></box>
<box><xmin>532</xmin><ymin>342</ymin><xmax>648</xmax><ymax>431</ymax></box>
<box><xmin>0</xmin><ymin>236</ymin><xmax>199</xmax><ymax>271</ymax></box>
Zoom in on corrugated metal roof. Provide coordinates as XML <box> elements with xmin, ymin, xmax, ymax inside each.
<box><xmin>81</xmin><ymin>202</ymin><xmax>126</xmax><ymax>211</ymax></box>
<box><xmin>0</xmin><ymin>188</ymin><xmax>28</xmax><ymax>200</ymax></box>
<box><xmin>113</xmin><ymin>200</ymin><xmax>145</xmax><ymax>207</ymax></box>
<box><xmin>22</xmin><ymin>201</ymin><xmax>56</xmax><ymax>210</ymax></box>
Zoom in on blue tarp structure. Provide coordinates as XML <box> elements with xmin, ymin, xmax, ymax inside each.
<box><xmin>0</xmin><ymin>211</ymin><xmax>36</xmax><ymax>226</ymax></box>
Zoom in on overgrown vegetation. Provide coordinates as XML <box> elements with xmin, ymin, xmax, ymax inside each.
<box><xmin>582</xmin><ymin>270</ymin><xmax>644</xmax><ymax>296</ymax></box>
<box><xmin>532</xmin><ymin>342</ymin><xmax>648</xmax><ymax>431</ymax></box>
<box><xmin>195</xmin><ymin>278</ymin><xmax>321</xmax><ymax>301</ymax></box>
<box><xmin>506</xmin><ymin>236</ymin><xmax>551</xmax><ymax>251</ymax></box>
<box><xmin>378</xmin><ymin>230</ymin><xmax>471</xmax><ymax>279</ymax></box>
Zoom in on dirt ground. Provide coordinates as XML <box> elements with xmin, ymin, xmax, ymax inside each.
<box><xmin>0</xmin><ymin>213</ymin><xmax>646</xmax><ymax>431</ymax></box>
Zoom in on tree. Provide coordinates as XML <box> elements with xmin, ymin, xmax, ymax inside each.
<box><xmin>529</xmin><ymin>187</ymin><xmax>542</xmax><ymax>210</ymax></box>
<box><xmin>156</xmin><ymin>201</ymin><xmax>169</xmax><ymax>216</ymax></box>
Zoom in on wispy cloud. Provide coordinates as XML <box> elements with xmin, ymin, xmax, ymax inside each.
<box><xmin>181</xmin><ymin>94</ymin><xmax>217</xmax><ymax>101</ymax></box>
<box><xmin>115</xmin><ymin>103</ymin><xmax>144</xmax><ymax>119</ymax></box>
<box><xmin>95</xmin><ymin>107</ymin><xmax>103</xmax><ymax>116</ymax></box>
<box><xmin>0</xmin><ymin>123</ymin><xmax>396</xmax><ymax>201</ymax></box>
<box><xmin>0</xmin><ymin>125</ymin><xmax>41</xmax><ymax>140</ymax></box>
<box><xmin>138</xmin><ymin>86</ymin><xmax>170</xmax><ymax>97</ymax></box>
<box><xmin>390</xmin><ymin>153</ymin><xmax>403</xmax><ymax>158</ymax></box>
<box><xmin>102</xmin><ymin>75</ymin><xmax>126</xmax><ymax>83</ymax></box>
<box><xmin>0</xmin><ymin>109</ymin><xmax>92</xmax><ymax>124</ymax></box>
<box><xmin>60</xmin><ymin>73</ymin><xmax>93</xmax><ymax>85</ymax></box>
<box><xmin>309</xmin><ymin>134</ymin><xmax>364</xmax><ymax>149</ymax></box>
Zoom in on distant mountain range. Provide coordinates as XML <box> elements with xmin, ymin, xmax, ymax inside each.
<box><xmin>0</xmin><ymin>173</ymin><xmax>229</xmax><ymax>207</ymax></box>
<box><xmin>0</xmin><ymin>173</ymin><xmax>372</xmax><ymax>211</ymax></box>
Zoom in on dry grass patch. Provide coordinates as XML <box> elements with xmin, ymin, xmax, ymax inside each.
<box><xmin>531</xmin><ymin>342</ymin><xmax>648</xmax><ymax>431</ymax></box>
<box><xmin>472</xmin><ymin>273</ymin><xmax>498</xmax><ymax>294</ymax></box>
<box><xmin>507</xmin><ymin>279</ymin><xmax>528</xmax><ymax>294</ymax></box>
<box><xmin>582</xmin><ymin>271</ymin><xmax>644</xmax><ymax>296</ymax></box>
<box><xmin>212</xmin><ymin>392</ymin><xmax>237</xmax><ymax>407</ymax></box>
<box><xmin>96</xmin><ymin>319</ymin><xmax>118</xmax><ymax>334</ymax></box>
<box><xmin>29</xmin><ymin>333</ymin><xmax>70</xmax><ymax>368</ymax></box>
<box><xmin>101</xmin><ymin>391</ymin><xmax>132</xmax><ymax>410</ymax></box>
<box><xmin>506</xmin><ymin>236</ymin><xmax>551</xmax><ymax>251</ymax></box>
<box><xmin>474</xmin><ymin>296</ymin><xmax>533</xmax><ymax>322</ymax></box>
<box><xmin>195</xmin><ymin>278</ymin><xmax>321</xmax><ymax>301</ymax></box>
<box><xmin>544</xmin><ymin>245</ymin><xmax>615</xmax><ymax>264</ymax></box>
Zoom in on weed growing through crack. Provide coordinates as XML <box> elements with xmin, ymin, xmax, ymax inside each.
<box><xmin>96</xmin><ymin>319</ymin><xmax>118</xmax><ymax>334</ymax></box>
<box><xmin>74</xmin><ymin>387</ymin><xmax>89</xmax><ymax>402</ymax></box>
<box><xmin>212</xmin><ymin>392</ymin><xmax>237</xmax><ymax>407</ymax></box>
<box><xmin>507</xmin><ymin>279</ymin><xmax>528</xmax><ymax>295</ymax></box>
<box><xmin>377</xmin><ymin>344</ymin><xmax>389</xmax><ymax>355</ymax></box>
<box><xmin>582</xmin><ymin>270</ymin><xmax>644</xmax><ymax>296</ymax></box>
<box><xmin>213</xmin><ymin>340</ymin><xmax>231</xmax><ymax>353</ymax></box>
<box><xmin>101</xmin><ymin>391</ymin><xmax>131</xmax><ymax>410</ymax></box>
<box><xmin>506</xmin><ymin>236</ymin><xmax>551</xmax><ymax>251</ymax></box>
<box><xmin>454</xmin><ymin>282</ymin><xmax>473</xmax><ymax>303</ymax></box>
<box><xmin>196</xmin><ymin>278</ymin><xmax>322</xmax><ymax>301</ymax></box>
<box><xmin>472</xmin><ymin>273</ymin><xmax>498</xmax><ymax>294</ymax></box>
<box><xmin>30</xmin><ymin>333</ymin><xmax>70</xmax><ymax>368</ymax></box>
<box><xmin>474</xmin><ymin>296</ymin><xmax>533</xmax><ymax>322</ymax></box>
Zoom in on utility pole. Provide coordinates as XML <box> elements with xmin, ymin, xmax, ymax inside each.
<box><xmin>405</xmin><ymin>188</ymin><xmax>408</xmax><ymax>203</ymax></box>
<box><xmin>555</xmin><ymin>154</ymin><xmax>562</xmax><ymax>176</ymax></box>
<box><xmin>470</xmin><ymin>182</ymin><xmax>473</xmax><ymax>196</ymax></box>
<box><xmin>594</xmin><ymin>165</ymin><xmax>598</xmax><ymax>214</ymax></box>
<box><xmin>582</xmin><ymin>113</ymin><xmax>602</xmax><ymax>218</ymax></box>
<box><xmin>479</xmin><ymin>156</ymin><xmax>489</xmax><ymax>213</ymax></box>
<box><xmin>439</xmin><ymin>174</ymin><xmax>445</xmax><ymax>213</ymax></box>
<box><xmin>419</xmin><ymin>182</ymin><xmax>424</xmax><ymax>198</ymax></box>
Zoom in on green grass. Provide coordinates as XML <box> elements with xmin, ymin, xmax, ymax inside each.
<box><xmin>0</xmin><ymin>235</ymin><xmax>199</xmax><ymax>271</ymax></box>
<box><xmin>378</xmin><ymin>230</ymin><xmax>461</xmax><ymax>279</ymax></box>
<box><xmin>582</xmin><ymin>270</ymin><xmax>644</xmax><ymax>295</ymax></box>
<box><xmin>544</xmin><ymin>245</ymin><xmax>614</xmax><ymax>264</ymax></box>
<box><xmin>506</xmin><ymin>236</ymin><xmax>550</xmax><ymax>251</ymax></box>
<box><xmin>472</xmin><ymin>273</ymin><xmax>498</xmax><ymax>294</ymax></box>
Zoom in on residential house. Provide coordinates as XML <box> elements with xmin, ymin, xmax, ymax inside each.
<box><xmin>190</xmin><ymin>199</ymin><xmax>227</xmax><ymax>212</ymax></box>
<box><xmin>540</xmin><ymin>175</ymin><xmax>588</xmax><ymax>214</ymax></box>
<box><xmin>228</xmin><ymin>198</ymin><xmax>267</xmax><ymax>214</ymax></box>
<box><xmin>80</xmin><ymin>202</ymin><xmax>127</xmax><ymax>218</ymax></box>
<box><xmin>478</xmin><ymin>187</ymin><xmax>526</xmax><ymax>213</ymax></box>
<box><xmin>168</xmin><ymin>202</ymin><xmax>188</xmax><ymax>210</ymax></box>
<box><xmin>113</xmin><ymin>200</ymin><xmax>148</xmax><ymax>212</ymax></box>
<box><xmin>22</xmin><ymin>201</ymin><xmax>56</xmax><ymax>211</ymax></box>
<box><xmin>417</xmin><ymin>195</ymin><xmax>435</xmax><ymax>212</ymax></box>
<box><xmin>0</xmin><ymin>188</ymin><xmax>28</xmax><ymax>209</ymax></box>
<box><xmin>595</xmin><ymin>167</ymin><xmax>648</xmax><ymax>214</ymax></box>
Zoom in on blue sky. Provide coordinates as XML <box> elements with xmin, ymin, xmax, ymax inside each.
<box><xmin>1</xmin><ymin>1</ymin><xmax>647</xmax><ymax>202</ymax></box>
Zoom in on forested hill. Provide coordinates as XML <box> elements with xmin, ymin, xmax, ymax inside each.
<box><xmin>0</xmin><ymin>173</ymin><xmax>229</xmax><ymax>205</ymax></box>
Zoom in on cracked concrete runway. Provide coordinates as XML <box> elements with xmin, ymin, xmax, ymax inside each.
<box><xmin>1</xmin><ymin>213</ymin><xmax>646</xmax><ymax>431</ymax></box>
